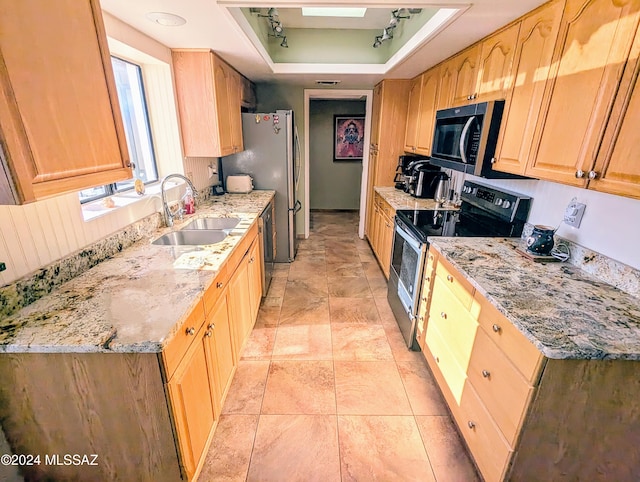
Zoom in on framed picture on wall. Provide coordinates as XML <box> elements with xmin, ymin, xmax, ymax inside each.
<box><xmin>333</xmin><ymin>115</ymin><xmax>365</xmax><ymax>162</ymax></box>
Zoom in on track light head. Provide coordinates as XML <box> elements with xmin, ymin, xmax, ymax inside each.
<box><xmin>267</xmin><ymin>8</ymin><xmax>279</xmax><ymax>17</ymax></box>
<box><xmin>280</xmin><ymin>36</ymin><xmax>288</xmax><ymax>48</ymax></box>
<box><xmin>381</xmin><ymin>28</ymin><xmax>393</xmax><ymax>41</ymax></box>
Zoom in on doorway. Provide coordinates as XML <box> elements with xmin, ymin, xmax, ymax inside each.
<box><xmin>303</xmin><ymin>89</ymin><xmax>373</xmax><ymax>239</ymax></box>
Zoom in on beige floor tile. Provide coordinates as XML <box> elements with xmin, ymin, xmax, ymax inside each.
<box><xmin>288</xmin><ymin>259</ymin><xmax>327</xmax><ymax>279</ymax></box>
<box><xmin>284</xmin><ymin>277</ymin><xmax>328</xmax><ymax>299</ymax></box>
<box><xmin>397</xmin><ymin>360</ymin><xmax>449</xmax><ymax>416</ymax></box>
<box><xmin>338</xmin><ymin>415</ymin><xmax>436</xmax><ymax>482</ymax></box>
<box><xmin>272</xmin><ymin>324</ymin><xmax>333</xmax><ymax>360</ymax></box>
<box><xmin>255</xmin><ymin>300</ymin><xmax>281</xmax><ymax>329</ymax></box>
<box><xmin>222</xmin><ymin>361</ymin><xmax>270</xmax><ymax>414</ymax></box>
<box><xmin>334</xmin><ymin>361</ymin><xmax>412</xmax><ymax>415</ymax></box>
<box><xmin>279</xmin><ymin>297</ymin><xmax>330</xmax><ymax>325</ymax></box>
<box><xmin>384</xmin><ymin>325</ymin><xmax>425</xmax><ymax>363</ymax></box>
<box><xmin>261</xmin><ymin>361</ymin><xmax>336</xmax><ymax>414</ymax></box>
<box><xmin>331</xmin><ymin>324</ymin><xmax>393</xmax><ymax>361</ymax></box>
<box><xmin>326</xmin><ymin>251</ymin><xmax>360</xmax><ymax>265</ymax></box>
<box><xmin>328</xmin><ymin>276</ymin><xmax>372</xmax><ymax>298</ymax></box>
<box><xmin>241</xmin><ymin>326</ymin><xmax>277</xmax><ymax>360</ymax></box>
<box><xmin>357</xmin><ymin>250</ymin><xmax>377</xmax><ymax>263</ymax></box>
<box><xmin>247</xmin><ymin>415</ymin><xmax>340</xmax><ymax>482</ymax></box>
<box><xmin>416</xmin><ymin>416</ymin><xmax>480</xmax><ymax>482</ymax></box>
<box><xmin>326</xmin><ymin>261</ymin><xmax>365</xmax><ymax>277</ymax></box>
<box><xmin>272</xmin><ymin>263</ymin><xmax>290</xmax><ymax>278</ymax></box>
<box><xmin>200</xmin><ymin>414</ymin><xmax>259</xmax><ymax>482</ymax></box>
<box><xmin>329</xmin><ymin>297</ymin><xmax>381</xmax><ymax>324</ymax></box>
<box><xmin>266</xmin><ymin>278</ymin><xmax>287</xmax><ymax>298</ymax></box>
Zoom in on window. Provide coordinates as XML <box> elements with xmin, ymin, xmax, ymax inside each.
<box><xmin>78</xmin><ymin>56</ymin><xmax>158</xmax><ymax>203</ymax></box>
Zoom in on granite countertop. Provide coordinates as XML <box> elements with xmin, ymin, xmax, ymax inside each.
<box><xmin>375</xmin><ymin>186</ymin><xmax>459</xmax><ymax>211</ymax></box>
<box><xmin>428</xmin><ymin>237</ymin><xmax>640</xmax><ymax>360</ymax></box>
<box><xmin>0</xmin><ymin>191</ymin><xmax>275</xmax><ymax>354</ymax></box>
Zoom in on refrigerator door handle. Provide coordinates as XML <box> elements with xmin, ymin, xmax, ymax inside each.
<box><xmin>289</xmin><ymin>200</ymin><xmax>302</xmax><ymax>214</ymax></box>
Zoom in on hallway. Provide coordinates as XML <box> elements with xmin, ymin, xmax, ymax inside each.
<box><xmin>199</xmin><ymin>211</ymin><xmax>479</xmax><ymax>481</ymax></box>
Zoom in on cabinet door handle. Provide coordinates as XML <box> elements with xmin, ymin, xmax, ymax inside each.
<box><xmin>422</xmin><ymin>296</ymin><xmax>428</xmax><ymax>302</ymax></box>
<box><xmin>490</xmin><ymin>157</ymin><xmax>497</xmax><ymax>164</ymax></box>
<box><xmin>492</xmin><ymin>324</ymin><xmax>501</xmax><ymax>333</ymax></box>
<box><xmin>482</xmin><ymin>369</ymin><xmax>491</xmax><ymax>378</ymax></box>
<box><xmin>575</xmin><ymin>170</ymin><xmax>585</xmax><ymax>178</ymax></box>
<box><xmin>446</xmin><ymin>275</ymin><xmax>454</xmax><ymax>282</ymax></box>
<box><xmin>208</xmin><ymin>323</ymin><xmax>215</xmax><ymax>330</ymax></box>
<box><xmin>468</xmin><ymin>421</ymin><xmax>476</xmax><ymax>429</ymax></box>
<box><xmin>440</xmin><ymin>312</ymin><xmax>447</xmax><ymax>319</ymax></box>
<box><xmin>205</xmin><ymin>330</ymin><xmax>213</xmax><ymax>338</ymax></box>
<box><xmin>588</xmin><ymin>170</ymin><xmax>599</xmax><ymax>179</ymax></box>
<box><xmin>217</xmin><ymin>282</ymin><xmax>224</xmax><ymax>289</ymax></box>
<box><xmin>434</xmin><ymin>355</ymin><xmax>440</xmax><ymax>363</ymax></box>
<box><xmin>186</xmin><ymin>327</ymin><xmax>195</xmax><ymax>336</ymax></box>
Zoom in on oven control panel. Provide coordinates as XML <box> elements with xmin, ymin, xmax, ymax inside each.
<box><xmin>461</xmin><ymin>180</ymin><xmax>531</xmax><ymax>222</ymax></box>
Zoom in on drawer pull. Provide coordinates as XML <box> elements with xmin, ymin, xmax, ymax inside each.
<box><xmin>429</xmin><ymin>255</ymin><xmax>434</xmax><ymax>261</ymax></box>
<box><xmin>208</xmin><ymin>323</ymin><xmax>215</xmax><ymax>330</ymax></box>
<box><xmin>425</xmin><ymin>276</ymin><xmax>431</xmax><ymax>283</ymax></box>
<box><xmin>446</xmin><ymin>274</ymin><xmax>454</xmax><ymax>282</ymax></box>
<box><xmin>205</xmin><ymin>330</ymin><xmax>213</xmax><ymax>338</ymax></box>
<box><xmin>468</xmin><ymin>421</ymin><xmax>476</xmax><ymax>429</ymax></box>
<box><xmin>419</xmin><ymin>316</ymin><xmax>424</xmax><ymax>322</ymax></box>
<box><xmin>440</xmin><ymin>312</ymin><xmax>447</xmax><ymax>319</ymax></box>
<box><xmin>422</xmin><ymin>296</ymin><xmax>428</xmax><ymax>302</ymax></box>
<box><xmin>217</xmin><ymin>282</ymin><xmax>224</xmax><ymax>289</ymax></box>
<box><xmin>435</xmin><ymin>355</ymin><xmax>440</xmax><ymax>363</ymax></box>
<box><xmin>492</xmin><ymin>324</ymin><xmax>501</xmax><ymax>333</ymax></box>
<box><xmin>482</xmin><ymin>369</ymin><xmax>491</xmax><ymax>378</ymax></box>
<box><xmin>186</xmin><ymin>327</ymin><xmax>196</xmax><ymax>336</ymax></box>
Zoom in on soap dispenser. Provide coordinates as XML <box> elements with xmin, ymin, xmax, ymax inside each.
<box><xmin>182</xmin><ymin>187</ymin><xmax>195</xmax><ymax>215</ymax></box>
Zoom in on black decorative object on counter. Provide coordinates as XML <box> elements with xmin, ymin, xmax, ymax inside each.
<box><xmin>526</xmin><ymin>225</ymin><xmax>556</xmax><ymax>255</ymax></box>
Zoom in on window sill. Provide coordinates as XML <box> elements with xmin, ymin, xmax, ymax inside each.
<box><xmin>80</xmin><ymin>181</ymin><xmax>181</xmax><ymax>222</ymax></box>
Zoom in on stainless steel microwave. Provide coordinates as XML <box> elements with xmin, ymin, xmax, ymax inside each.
<box><xmin>428</xmin><ymin>100</ymin><xmax>505</xmax><ymax>177</ymax></box>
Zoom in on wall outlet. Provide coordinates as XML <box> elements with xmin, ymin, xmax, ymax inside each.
<box><xmin>564</xmin><ymin>200</ymin><xmax>586</xmax><ymax>228</ymax></box>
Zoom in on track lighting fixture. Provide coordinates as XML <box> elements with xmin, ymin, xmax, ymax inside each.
<box><xmin>372</xmin><ymin>7</ymin><xmax>421</xmax><ymax>48</ymax></box>
<box><xmin>257</xmin><ymin>7</ymin><xmax>289</xmax><ymax>47</ymax></box>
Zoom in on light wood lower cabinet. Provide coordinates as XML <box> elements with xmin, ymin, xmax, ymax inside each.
<box><xmin>422</xmin><ymin>247</ymin><xmax>640</xmax><ymax>481</ymax></box>
<box><xmin>0</xmin><ymin>223</ymin><xmax>264</xmax><ymax>481</ymax></box>
<box><xmin>368</xmin><ymin>192</ymin><xmax>395</xmax><ymax>279</ymax></box>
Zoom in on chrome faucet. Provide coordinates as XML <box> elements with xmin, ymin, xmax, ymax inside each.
<box><xmin>160</xmin><ymin>174</ymin><xmax>198</xmax><ymax>227</ymax></box>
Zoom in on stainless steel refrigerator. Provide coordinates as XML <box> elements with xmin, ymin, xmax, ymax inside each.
<box><xmin>221</xmin><ymin>110</ymin><xmax>301</xmax><ymax>262</ymax></box>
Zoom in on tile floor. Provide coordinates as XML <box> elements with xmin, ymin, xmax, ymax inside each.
<box><xmin>199</xmin><ymin>211</ymin><xmax>480</xmax><ymax>482</ymax></box>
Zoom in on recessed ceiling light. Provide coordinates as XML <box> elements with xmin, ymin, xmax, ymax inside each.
<box><xmin>145</xmin><ymin>12</ymin><xmax>186</xmax><ymax>27</ymax></box>
<box><xmin>302</xmin><ymin>8</ymin><xmax>367</xmax><ymax>18</ymax></box>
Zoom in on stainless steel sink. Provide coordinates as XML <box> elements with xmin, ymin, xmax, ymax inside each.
<box><xmin>152</xmin><ymin>230</ymin><xmax>227</xmax><ymax>246</ymax></box>
<box><xmin>181</xmin><ymin>217</ymin><xmax>240</xmax><ymax>231</ymax></box>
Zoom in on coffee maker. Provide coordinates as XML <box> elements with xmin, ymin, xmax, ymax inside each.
<box><xmin>406</xmin><ymin>161</ymin><xmax>442</xmax><ymax>198</ymax></box>
<box><xmin>394</xmin><ymin>155</ymin><xmax>428</xmax><ymax>191</ymax></box>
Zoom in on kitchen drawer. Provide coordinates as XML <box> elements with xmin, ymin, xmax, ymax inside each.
<box><xmin>475</xmin><ymin>292</ymin><xmax>544</xmax><ymax>384</ymax></box>
<box><xmin>454</xmin><ymin>379</ymin><xmax>513</xmax><ymax>482</ymax></box>
<box><xmin>203</xmin><ymin>265</ymin><xmax>228</xmax><ymax>315</ymax></box>
<box><xmin>163</xmin><ymin>299</ymin><xmax>206</xmax><ymax>379</ymax></box>
<box><xmin>468</xmin><ymin>327</ymin><xmax>535</xmax><ymax>446</ymax></box>
<box><xmin>424</xmin><ymin>321</ymin><xmax>467</xmax><ymax>402</ymax></box>
<box><xmin>435</xmin><ymin>256</ymin><xmax>475</xmax><ymax>309</ymax></box>
<box><xmin>429</xmin><ymin>276</ymin><xmax>479</xmax><ymax>370</ymax></box>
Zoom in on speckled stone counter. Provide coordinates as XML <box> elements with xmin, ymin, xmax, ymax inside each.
<box><xmin>0</xmin><ymin>191</ymin><xmax>275</xmax><ymax>354</ymax></box>
<box><xmin>374</xmin><ymin>186</ymin><xmax>458</xmax><ymax>211</ymax></box>
<box><xmin>428</xmin><ymin>237</ymin><xmax>640</xmax><ymax>360</ymax></box>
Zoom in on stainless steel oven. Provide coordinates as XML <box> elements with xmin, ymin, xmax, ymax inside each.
<box><xmin>387</xmin><ymin>180</ymin><xmax>531</xmax><ymax>350</ymax></box>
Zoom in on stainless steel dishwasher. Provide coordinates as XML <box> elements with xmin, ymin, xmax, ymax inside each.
<box><xmin>259</xmin><ymin>201</ymin><xmax>274</xmax><ymax>296</ymax></box>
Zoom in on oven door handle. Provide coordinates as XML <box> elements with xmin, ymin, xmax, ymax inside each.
<box><xmin>395</xmin><ymin>222</ymin><xmax>423</xmax><ymax>251</ymax></box>
<box><xmin>459</xmin><ymin>116</ymin><xmax>475</xmax><ymax>164</ymax></box>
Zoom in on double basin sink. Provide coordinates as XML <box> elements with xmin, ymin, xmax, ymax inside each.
<box><xmin>152</xmin><ymin>217</ymin><xmax>240</xmax><ymax>246</ymax></box>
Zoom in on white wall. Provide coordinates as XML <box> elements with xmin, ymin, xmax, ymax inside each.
<box><xmin>457</xmin><ymin>171</ymin><xmax>640</xmax><ymax>270</ymax></box>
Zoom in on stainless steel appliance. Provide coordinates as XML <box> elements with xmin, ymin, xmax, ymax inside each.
<box><xmin>222</xmin><ymin>110</ymin><xmax>301</xmax><ymax>262</ymax></box>
<box><xmin>388</xmin><ymin>180</ymin><xmax>531</xmax><ymax>350</ymax></box>
<box><xmin>393</xmin><ymin>154</ymin><xmax>428</xmax><ymax>190</ymax></box>
<box><xmin>429</xmin><ymin>100</ymin><xmax>505</xmax><ymax>178</ymax></box>
<box><xmin>407</xmin><ymin>162</ymin><xmax>442</xmax><ymax>198</ymax></box>
<box><xmin>259</xmin><ymin>201</ymin><xmax>274</xmax><ymax>296</ymax></box>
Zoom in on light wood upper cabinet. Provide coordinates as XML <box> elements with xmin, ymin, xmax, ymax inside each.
<box><xmin>451</xmin><ymin>44</ymin><xmax>482</xmax><ymax>105</ymax></box>
<box><xmin>476</xmin><ymin>24</ymin><xmax>520</xmax><ymax>102</ymax></box>
<box><xmin>416</xmin><ymin>67</ymin><xmax>441</xmax><ymax>155</ymax></box>
<box><xmin>404</xmin><ymin>75</ymin><xmax>423</xmax><ymax>153</ymax></box>
<box><xmin>0</xmin><ymin>0</ymin><xmax>131</xmax><ymax>205</ymax></box>
<box><xmin>525</xmin><ymin>0</ymin><xmax>640</xmax><ymax>186</ymax></box>
<box><xmin>437</xmin><ymin>60</ymin><xmax>457</xmax><ymax>109</ymax></box>
<box><xmin>172</xmin><ymin>50</ymin><xmax>243</xmax><ymax>157</ymax></box>
<box><xmin>589</xmin><ymin>27</ymin><xmax>640</xmax><ymax>199</ymax></box>
<box><xmin>491</xmin><ymin>0</ymin><xmax>565</xmax><ymax>175</ymax></box>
